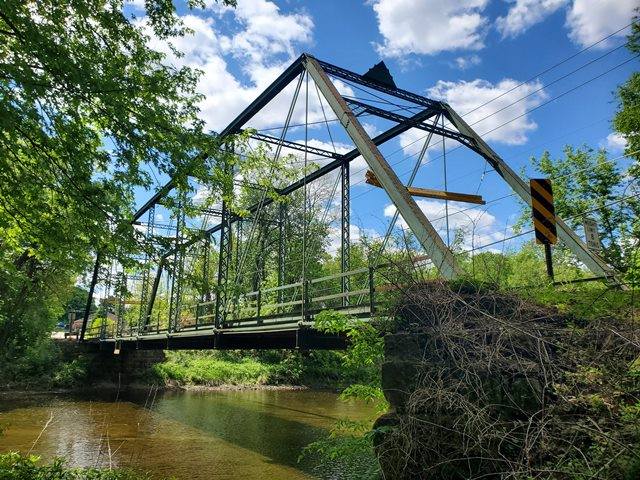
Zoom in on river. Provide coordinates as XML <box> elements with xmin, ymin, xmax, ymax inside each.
<box><xmin>0</xmin><ymin>388</ymin><xmax>376</xmax><ymax>479</ymax></box>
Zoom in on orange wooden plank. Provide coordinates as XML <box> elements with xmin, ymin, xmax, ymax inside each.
<box><xmin>365</xmin><ymin>170</ymin><xmax>485</xmax><ymax>205</ymax></box>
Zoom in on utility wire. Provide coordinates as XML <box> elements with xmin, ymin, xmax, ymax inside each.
<box><xmin>349</xmin><ymin>52</ymin><xmax>639</xmax><ymax>199</ymax></box>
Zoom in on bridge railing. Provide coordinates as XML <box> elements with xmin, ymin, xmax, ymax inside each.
<box><xmin>223</xmin><ymin>267</ymin><xmax>375</xmax><ymax>328</ymax></box>
<box><xmin>93</xmin><ymin>266</ymin><xmax>379</xmax><ymax>339</ymax></box>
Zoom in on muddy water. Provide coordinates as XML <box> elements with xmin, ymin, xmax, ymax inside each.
<box><xmin>0</xmin><ymin>389</ymin><xmax>375</xmax><ymax>479</ymax></box>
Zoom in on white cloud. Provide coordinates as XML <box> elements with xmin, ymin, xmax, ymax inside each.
<box><xmin>493</xmin><ymin>0</ymin><xmax>635</xmax><ymax>47</ymax></box>
<box><xmin>371</xmin><ymin>0</ymin><xmax>490</xmax><ymax>57</ymax></box>
<box><xmin>496</xmin><ymin>0</ymin><xmax>567</xmax><ymax>38</ymax></box>
<box><xmin>137</xmin><ymin>0</ymin><xmax>325</xmax><ymax>132</ymax></box>
<box><xmin>398</xmin><ymin>128</ymin><xmax>435</xmax><ymax>157</ymax></box>
<box><xmin>223</xmin><ymin>0</ymin><xmax>313</xmax><ymax>64</ymax></box>
<box><xmin>453</xmin><ymin>54</ymin><xmax>482</xmax><ymax>70</ymax></box>
<box><xmin>566</xmin><ymin>0</ymin><xmax>637</xmax><ymax>48</ymax></box>
<box><xmin>362</xmin><ymin>122</ymin><xmax>382</xmax><ymax>138</ymax></box>
<box><xmin>384</xmin><ymin>200</ymin><xmax>509</xmax><ymax>251</ymax></box>
<box><xmin>126</xmin><ymin>0</ymin><xmax>145</xmax><ymax>10</ymax></box>
<box><xmin>604</xmin><ymin>132</ymin><xmax>628</xmax><ymax>152</ymax></box>
<box><xmin>427</xmin><ymin>78</ymin><xmax>548</xmax><ymax>145</ymax></box>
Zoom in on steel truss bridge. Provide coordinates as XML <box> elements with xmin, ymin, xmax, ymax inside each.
<box><xmin>81</xmin><ymin>54</ymin><xmax>616</xmax><ymax>352</ymax></box>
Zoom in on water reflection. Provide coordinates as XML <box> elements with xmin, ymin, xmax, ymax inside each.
<box><xmin>0</xmin><ymin>389</ymin><xmax>374</xmax><ymax>479</ymax></box>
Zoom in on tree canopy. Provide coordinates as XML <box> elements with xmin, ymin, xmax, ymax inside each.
<box><xmin>0</xmin><ymin>0</ymin><xmax>233</xmax><ymax>355</ymax></box>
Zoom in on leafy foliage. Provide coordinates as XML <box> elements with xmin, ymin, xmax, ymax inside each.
<box><xmin>614</xmin><ymin>16</ymin><xmax>640</xmax><ymax>167</ymax></box>
<box><xmin>0</xmin><ymin>0</ymin><xmax>237</xmax><ymax>361</ymax></box>
<box><xmin>522</xmin><ymin>146</ymin><xmax>639</xmax><ymax>274</ymax></box>
<box><xmin>0</xmin><ymin>452</ymin><xmax>152</xmax><ymax>480</ymax></box>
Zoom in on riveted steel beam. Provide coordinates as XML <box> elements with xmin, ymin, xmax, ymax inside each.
<box><xmin>304</xmin><ymin>56</ymin><xmax>461</xmax><ymax>279</ymax></box>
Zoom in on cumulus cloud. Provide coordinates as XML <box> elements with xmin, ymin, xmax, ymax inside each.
<box><xmin>371</xmin><ymin>0</ymin><xmax>490</xmax><ymax>58</ymax></box>
<box><xmin>496</xmin><ymin>0</ymin><xmax>567</xmax><ymax>38</ymax></box>
<box><xmin>326</xmin><ymin>224</ymin><xmax>380</xmax><ymax>255</ymax></box>
<box><xmin>427</xmin><ymin>78</ymin><xmax>548</xmax><ymax>145</ymax></box>
<box><xmin>603</xmin><ymin>132</ymin><xmax>628</xmax><ymax>152</ymax></box>
<box><xmin>384</xmin><ymin>200</ymin><xmax>509</xmax><ymax>251</ymax></box>
<box><xmin>398</xmin><ymin>128</ymin><xmax>436</xmax><ymax>157</ymax></box>
<box><xmin>494</xmin><ymin>0</ymin><xmax>635</xmax><ymax>48</ymax></box>
<box><xmin>222</xmin><ymin>0</ymin><xmax>313</xmax><ymax>64</ymax></box>
<box><xmin>566</xmin><ymin>0</ymin><xmax>637</xmax><ymax>48</ymax></box>
<box><xmin>136</xmin><ymin>0</ymin><xmax>333</xmax><ymax>133</ymax></box>
<box><xmin>453</xmin><ymin>54</ymin><xmax>482</xmax><ymax>70</ymax></box>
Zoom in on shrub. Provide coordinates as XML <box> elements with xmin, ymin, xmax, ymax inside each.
<box><xmin>0</xmin><ymin>452</ymin><xmax>152</xmax><ymax>479</ymax></box>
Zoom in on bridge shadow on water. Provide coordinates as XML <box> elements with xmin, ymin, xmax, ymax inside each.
<box><xmin>123</xmin><ymin>388</ymin><xmax>339</xmax><ymax>475</ymax></box>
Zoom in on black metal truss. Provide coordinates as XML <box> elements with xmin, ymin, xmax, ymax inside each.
<box><xmin>137</xmin><ymin>203</ymin><xmax>155</xmax><ymax>329</ymax></box>
<box><xmin>214</xmin><ymin>201</ymin><xmax>232</xmax><ymax>328</ymax></box>
<box><xmin>168</xmin><ymin>204</ymin><xmax>186</xmax><ymax>332</ymax></box>
<box><xmin>341</xmin><ymin>160</ymin><xmax>350</xmax><ymax>306</ymax></box>
<box><xmin>84</xmin><ymin>52</ymin><xmax>621</xmax><ymax>344</ymax></box>
<box><xmin>278</xmin><ymin>202</ymin><xmax>286</xmax><ymax>301</ymax></box>
<box><xmin>344</xmin><ymin>98</ymin><xmax>475</xmax><ymax>148</ymax></box>
<box><xmin>130</xmin><ymin>54</ymin><xmax>444</xmax><ymax>223</ymax></box>
<box><xmin>202</xmin><ymin>235</ymin><xmax>211</xmax><ymax>303</ymax></box>
<box><xmin>116</xmin><ymin>272</ymin><xmax>126</xmax><ymax>336</ymax></box>
<box><xmin>314</xmin><ymin>57</ymin><xmax>441</xmax><ymax>110</ymax></box>
<box><xmin>162</xmin><ymin>106</ymin><xmax>441</xmax><ymax>259</ymax></box>
<box><xmin>248</xmin><ymin>131</ymin><xmax>342</xmax><ymax>159</ymax></box>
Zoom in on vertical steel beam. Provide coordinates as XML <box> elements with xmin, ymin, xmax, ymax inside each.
<box><xmin>144</xmin><ymin>261</ymin><xmax>163</xmax><ymax>332</ymax></box>
<box><xmin>304</xmin><ymin>56</ymin><xmax>462</xmax><ymax>279</ymax></box>
<box><xmin>202</xmin><ymin>235</ymin><xmax>211</xmax><ymax>303</ymax></box>
<box><xmin>215</xmin><ymin>202</ymin><xmax>232</xmax><ymax>328</ymax></box>
<box><xmin>80</xmin><ymin>251</ymin><xmax>101</xmax><ymax>342</ymax></box>
<box><xmin>116</xmin><ymin>273</ymin><xmax>126</xmax><ymax>337</ymax></box>
<box><xmin>278</xmin><ymin>202</ymin><xmax>286</xmax><ymax>303</ymax></box>
<box><xmin>169</xmin><ymin>204</ymin><xmax>186</xmax><ymax>332</ymax></box>
<box><xmin>442</xmin><ymin>105</ymin><xmax>616</xmax><ymax>280</ymax></box>
<box><xmin>341</xmin><ymin>161</ymin><xmax>350</xmax><ymax>306</ymax></box>
<box><xmin>138</xmin><ymin>204</ymin><xmax>155</xmax><ymax>331</ymax></box>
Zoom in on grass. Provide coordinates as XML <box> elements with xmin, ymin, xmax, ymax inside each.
<box><xmin>0</xmin><ymin>452</ymin><xmax>153</xmax><ymax>480</ymax></box>
<box><xmin>520</xmin><ymin>281</ymin><xmax>639</xmax><ymax>322</ymax></box>
<box><xmin>149</xmin><ymin>348</ymin><xmax>375</xmax><ymax>389</ymax></box>
<box><xmin>152</xmin><ymin>351</ymin><xmax>272</xmax><ymax>386</ymax></box>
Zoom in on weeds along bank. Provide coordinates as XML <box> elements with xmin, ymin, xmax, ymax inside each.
<box><xmin>0</xmin><ymin>338</ymin><xmax>376</xmax><ymax>392</ymax></box>
<box><xmin>0</xmin><ymin>453</ymin><xmax>154</xmax><ymax>480</ymax></box>
<box><xmin>373</xmin><ymin>280</ymin><xmax>640</xmax><ymax>480</ymax></box>
<box><xmin>151</xmin><ymin>348</ymin><xmax>374</xmax><ymax>389</ymax></box>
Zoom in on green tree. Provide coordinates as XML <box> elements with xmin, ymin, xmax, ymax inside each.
<box><xmin>0</xmin><ymin>0</ymin><xmax>234</xmax><ymax>358</ymax></box>
<box><xmin>526</xmin><ymin>146</ymin><xmax>639</xmax><ymax>273</ymax></box>
<box><xmin>613</xmin><ymin>16</ymin><xmax>640</xmax><ymax>167</ymax></box>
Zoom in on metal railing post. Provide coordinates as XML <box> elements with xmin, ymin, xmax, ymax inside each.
<box><xmin>303</xmin><ymin>279</ymin><xmax>311</xmax><ymax>322</ymax></box>
<box><xmin>369</xmin><ymin>266</ymin><xmax>375</xmax><ymax>315</ymax></box>
<box><xmin>256</xmin><ymin>289</ymin><xmax>262</xmax><ymax>325</ymax></box>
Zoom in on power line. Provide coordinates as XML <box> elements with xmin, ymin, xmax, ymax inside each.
<box><xmin>461</xmin><ymin>22</ymin><xmax>633</xmax><ymax>117</ymax></box>
<box><xmin>348</xmin><ymin>52</ymin><xmax>639</xmax><ymax>200</ymax></box>
<box><xmin>461</xmin><ymin>191</ymin><xmax>640</xmax><ymax>255</ymax></box>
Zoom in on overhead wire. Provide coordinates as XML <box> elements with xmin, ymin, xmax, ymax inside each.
<box><xmin>348</xmin><ymin>51</ymin><xmax>640</xmax><ymax>201</ymax></box>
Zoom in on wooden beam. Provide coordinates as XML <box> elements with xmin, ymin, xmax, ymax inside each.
<box><xmin>365</xmin><ymin>171</ymin><xmax>485</xmax><ymax>205</ymax></box>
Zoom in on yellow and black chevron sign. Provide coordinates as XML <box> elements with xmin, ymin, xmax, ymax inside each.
<box><xmin>530</xmin><ymin>179</ymin><xmax>557</xmax><ymax>245</ymax></box>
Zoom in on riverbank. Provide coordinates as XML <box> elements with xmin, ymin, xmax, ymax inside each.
<box><xmin>0</xmin><ymin>452</ymin><xmax>154</xmax><ymax>480</ymax></box>
<box><xmin>0</xmin><ymin>341</ymin><xmax>370</xmax><ymax>393</ymax></box>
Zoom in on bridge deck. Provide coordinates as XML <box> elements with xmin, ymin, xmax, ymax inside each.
<box><xmin>85</xmin><ymin>270</ymin><xmax>376</xmax><ymax>351</ymax></box>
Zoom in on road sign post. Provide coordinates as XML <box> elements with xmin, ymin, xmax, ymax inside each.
<box><xmin>530</xmin><ymin>179</ymin><xmax>557</xmax><ymax>280</ymax></box>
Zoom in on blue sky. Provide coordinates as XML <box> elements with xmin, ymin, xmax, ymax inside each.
<box><xmin>128</xmin><ymin>0</ymin><xmax>639</xmax><ymax>256</ymax></box>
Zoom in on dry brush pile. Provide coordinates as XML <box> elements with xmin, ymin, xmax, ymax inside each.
<box><xmin>373</xmin><ymin>281</ymin><xmax>640</xmax><ymax>479</ymax></box>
